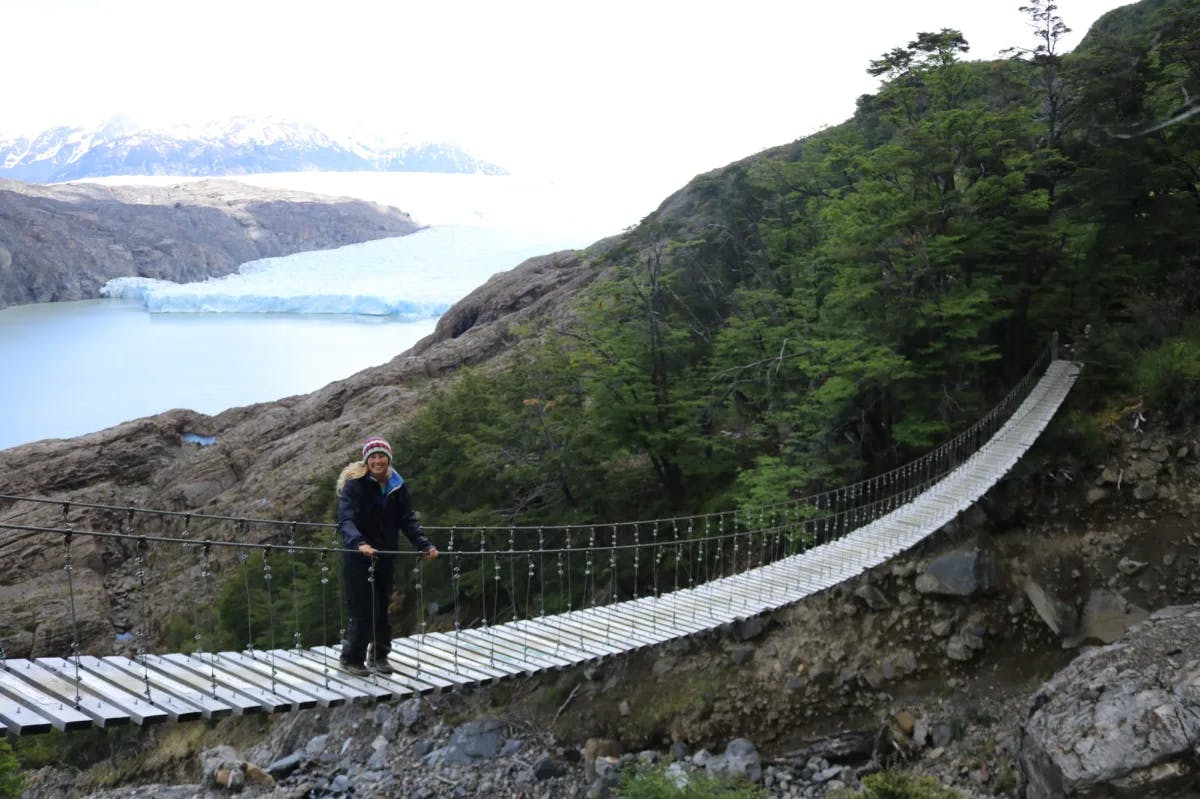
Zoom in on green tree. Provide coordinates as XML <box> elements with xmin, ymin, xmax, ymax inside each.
<box><xmin>1003</xmin><ymin>0</ymin><xmax>1073</xmax><ymax>143</ymax></box>
<box><xmin>1049</xmin><ymin>0</ymin><xmax>1200</xmax><ymax>388</ymax></box>
<box><xmin>576</xmin><ymin>238</ymin><xmax>738</xmax><ymax>512</ymax></box>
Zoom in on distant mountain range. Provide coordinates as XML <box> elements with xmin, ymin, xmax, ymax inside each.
<box><xmin>0</xmin><ymin>117</ymin><xmax>507</xmax><ymax>182</ymax></box>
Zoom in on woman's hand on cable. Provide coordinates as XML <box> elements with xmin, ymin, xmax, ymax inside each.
<box><xmin>358</xmin><ymin>542</ymin><xmax>378</xmax><ymax>558</ymax></box>
<box><xmin>424</xmin><ymin>546</ymin><xmax>440</xmax><ymax>560</ymax></box>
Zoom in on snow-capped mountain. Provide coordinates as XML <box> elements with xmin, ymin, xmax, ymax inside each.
<box><xmin>0</xmin><ymin>117</ymin><xmax>507</xmax><ymax>183</ymax></box>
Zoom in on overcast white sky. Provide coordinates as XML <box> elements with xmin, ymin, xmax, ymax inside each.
<box><xmin>4</xmin><ymin>0</ymin><xmax>1131</xmax><ymax>191</ymax></box>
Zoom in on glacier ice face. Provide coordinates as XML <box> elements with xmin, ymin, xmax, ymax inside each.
<box><xmin>101</xmin><ymin>225</ymin><xmax>572</xmax><ymax>316</ymax></box>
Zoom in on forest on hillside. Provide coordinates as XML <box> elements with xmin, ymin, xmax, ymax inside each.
<box><xmin>379</xmin><ymin>0</ymin><xmax>1198</xmax><ymax>532</ymax></box>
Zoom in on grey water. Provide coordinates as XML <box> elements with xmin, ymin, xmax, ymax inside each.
<box><xmin>0</xmin><ymin>298</ymin><xmax>437</xmax><ymax>451</ymax></box>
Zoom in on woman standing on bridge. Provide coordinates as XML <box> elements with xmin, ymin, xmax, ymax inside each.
<box><xmin>337</xmin><ymin>436</ymin><xmax>439</xmax><ymax>676</ymax></box>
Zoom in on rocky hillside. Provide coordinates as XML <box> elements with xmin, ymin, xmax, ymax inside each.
<box><xmin>15</xmin><ymin>418</ymin><xmax>1200</xmax><ymax>799</ymax></box>
<box><xmin>0</xmin><ymin>177</ymin><xmax>421</xmax><ymax>308</ymax></box>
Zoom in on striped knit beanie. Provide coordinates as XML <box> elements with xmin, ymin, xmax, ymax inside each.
<box><xmin>361</xmin><ymin>436</ymin><xmax>392</xmax><ymax>463</ymax></box>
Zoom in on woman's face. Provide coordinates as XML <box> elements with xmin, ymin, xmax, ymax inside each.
<box><xmin>366</xmin><ymin>452</ymin><xmax>390</xmax><ymax>480</ymax></box>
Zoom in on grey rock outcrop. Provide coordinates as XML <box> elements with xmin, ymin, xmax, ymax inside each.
<box><xmin>1020</xmin><ymin>604</ymin><xmax>1200</xmax><ymax>798</ymax></box>
<box><xmin>0</xmin><ymin>177</ymin><xmax>421</xmax><ymax>309</ymax></box>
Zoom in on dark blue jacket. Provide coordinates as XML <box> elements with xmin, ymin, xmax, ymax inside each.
<box><xmin>338</xmin><ymin>468</ymin><xmax>431</xmax><ymax>554</ymax></box>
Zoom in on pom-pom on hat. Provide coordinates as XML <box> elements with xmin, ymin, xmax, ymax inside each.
<box><xmin>362</xmin><ymin>436</ymin><xmax>392</xmax><ymax>463</ymax></box>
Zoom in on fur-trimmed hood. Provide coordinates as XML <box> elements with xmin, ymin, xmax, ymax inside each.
<box><xmin>336</xmin><ymin>461</ymin><xmax>369</xmax><ymax>495</ymax></box>
<box><xmin>336</xmin><ymin>461</ymin><xmax>403</xmax><ymax>495</ymax></box>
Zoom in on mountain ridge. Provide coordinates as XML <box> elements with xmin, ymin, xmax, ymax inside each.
<box><xmin>0</xmin><ymin>116</ymin><xmax>507</xmax><ymax>182</ymax></box>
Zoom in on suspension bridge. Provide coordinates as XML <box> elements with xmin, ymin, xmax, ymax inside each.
<box><xmin>0</xmin><ymin>346</ymin><xmax>1081</xmax><ymax>737</ymax></box>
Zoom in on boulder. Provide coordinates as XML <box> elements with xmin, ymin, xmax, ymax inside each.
<box><xmin>915</xmin><ymin>547</ymin><xmax>999</xmax><ymax>597</ymax></box>
<box><xmin>1024</xmin><ymin>578</ymin><xmax>1079</xmax><ymax>638</ymax></box>
<box><xmin>701</xmin><ymin>738</ymin><xmax>763</xmax><ymax>784</ymax></box>
<box><xmin>1020</xmin><ymin>605</ymin><xmax>1200</xmax><ymax>798</ymax></box>
<box><xmin>424</xmin><ymin>718</ymin><xmax>509</xmax><ymax>766</ymax></box>
<box><xmin>1073</xmin><ymin>589</ymin><xmax>1149</xmax><ymax>645</ymax></box>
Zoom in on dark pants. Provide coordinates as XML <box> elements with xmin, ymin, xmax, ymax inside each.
<box><xmin>340</xmin><ymin>552</ymin><xmax>394</xmax><ymax>665</ymax></box>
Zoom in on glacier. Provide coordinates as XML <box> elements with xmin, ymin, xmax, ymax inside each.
<box><xmin>102</xmin><ymin>224</ymin><xmax>573</xmax><ymax>316</ymax></box>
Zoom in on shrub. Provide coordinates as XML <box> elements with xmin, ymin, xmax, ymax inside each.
<box><xmin>845</xmin><ymin>770</ymin><xmax>964</xmax><ymax>798</ymax></box>
<box><xmin>617</xmin><ymin>764</ymin><xmax>768</xmax><ymax>798</ymax></box>
<box><xmin>1134</xmin><ymin>334</ymin><xmax>1200</xmax><ymax>418</ymax></box>
<box><xmin>0</xmin><ymin>739</ymin><xmax>24</xmax><ymax>799</ymax></box>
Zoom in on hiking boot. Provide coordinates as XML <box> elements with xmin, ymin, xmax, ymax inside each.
<box><xmin>340</xmin><ymin>661</ymin><xmax>370</xmax><ymax>677</ymax></box>
<box><xmin>370</xmin><ymin>658</ymin><xmax>395</xmax><ymax>675</ymax></box>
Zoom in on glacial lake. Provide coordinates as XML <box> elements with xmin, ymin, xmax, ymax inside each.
<box><xmin>0</xmin><ymin>171</ymin><xmax>662</xmax><ymax>451</ymax></box>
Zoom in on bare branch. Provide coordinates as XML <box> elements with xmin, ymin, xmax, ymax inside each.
<box><xmin>1111</xmin><ymin>99</ymin><xmax>1200</xmax><ymax>139</ymax></box>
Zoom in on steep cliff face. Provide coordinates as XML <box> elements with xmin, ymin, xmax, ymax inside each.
<box><xmin>0</xmin><ymin>178</ymin><xmax>422</xmax><ymax>308</ymax></box>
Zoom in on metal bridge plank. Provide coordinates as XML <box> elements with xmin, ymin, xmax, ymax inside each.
<box><xmin>484</xmin><ymin>621</ymin><xmax>592</xmax><ymax>667</ymax></box>
<box><xmin>441</xmin><ymin>626</ymin><xmax>576</xmax><ymax>671</ymax></box>
<box><xmin>727</xmin><ymin>571</ymin><xmax>802</xmax><ymax>609</ymax></box>
<box><xmin>136</xmin><ymin>654</ymin><xmax>261</xmax><ymax>715</ymax></box>
<box><xmin>521</xmin><ymin>614</ymin><xmax>629</xmax><ymax>657</ymax></box>
<box><xmin>417</xmin><ymin>631</ymin><xmax>551</xmax><ymax>677</ymax></box>
<box><xmin>465</xmin><ymin>624</ymin><xmax>581</xmax><ymax>669</ymax></box>
<box><xmin>390</xmin><ymin>637</ymin><xmax>504</xmax><ymax>684</ymax></box>
<box><xmin>0</xmin><ymin>694</ymin><xmax>53</xmax><ymax>736</ymax></box>
<box><xmin>595</xmin><ymin>600</ymin><xmax>683</xmax><ymax>642</ymax></box>
<box><xmin>305</xmin><ymin>646</ymin><xmax>444</xmax><ymax>695</ymax></box>
<box><xmin>97</xmin><ymin>656</ymin><xmax>232</xmax><ymax>719</ymax></box>
<box><xmin>55</xmin><ymin>656</ymin><xmax>202</xmax><ymax>723</ymax></box>
<box><xmin>703</xmin><ymin>571</ymin><xmax>799</xmax><ymax>615</ymax></box>
<box><xmin>617</xmin><ymin>597</ymin><xmax>716</xmax><ymax>637</ymax></box>
<box><xmin>594</xmin><ymin>601</ymin><xmax>697</xmax><ymax>643</ymax></box>
<box><xmin>505</xmin><ymin>616</ymin><xmax>609</xmax><ymax>657</ymax></box>
<box><xmin>686</xmin><ymin>577</ymin><xmax>776</xmax><ymax>621</ymax></box>
<box><xmin>777</xmin><ymin>555</ymin><xmax>841</xmax><ymax>594</ymax></box>
<box><xmin>590</xmin><ymin>599</ymin><xmax>673</xmax><ymax>641</ymax></box>
<box><xmin>741</xmin><ymin>562</ymin><xmax>812</xmax><ymax>599</ymax></box>
<box><xmin>0</xmin><ymin>667</ymin><xmax>93</xmax><ymax>731</ymax></box>
<box><xmin>677</xmin><ymin>591</ymin><xmax>751</xmax><ymax>627</ymax></box>
<box><xmin>379</xmin><ymin>645</ymin><xmax>480</xmax><ymax>690</ymax></box>
<box><xmin>500</xmin><ymin>619</ymin><xmax>605</xmax><ymax>663</ymax></box>
<box><xmin>326</xmin><ymin>643</ymin><xmax>463</xmax><ymax>693</ymax></box>
<box><xmin>3</xmin><ymin>659</ymin><xmax>131</xmax><ymax>729</ymax></box>
<box><xmin>33</xmin><ymin>658</ymin><xmax>170</xmax><ymax>727</ymax></box>
<box><xmin>405</xmin><ymin>634</ymin><xmax>524</xmax><ymax>681</ymax></box>
<box><xmin>268</xmin><ymin>649</ymin><xmax>395</xmax><ymax>703</ymax></box>
<box><xmin>769</xmin><ymin>559</ymin><xmax>831</xmax><ymax>596</ymax></box>
<box><xmin>508</xmin><ymin>617</ymin><xmax>615</xmax><ymax>660</ymax></box>
<box><xmin>412</xmin><ymin>632</ymin><xmax>512</xmax><ymax>676</ymax></box>
<box><xmin>567</xmin><ymin>605</ymin><xmax>680</xmax><ymax>647</ymax></box>
<box><xmin>576</xmin><ymin>604</ymin><xmax>684</xmax><ymax>646</ymax></box>
<box><xmin>213</xmin><ymin>652</ymin><xmax>345</xmax><ymax>708</ymax></box>
<box><xmin>552</xmin><ymin>611</ymin><xmax>657</xmax><ymax>652</ymax></box>
<box><xmin>164</xmin><ymin>653</ymin><xmax>306</xmax><ymax>712</ymax></box>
